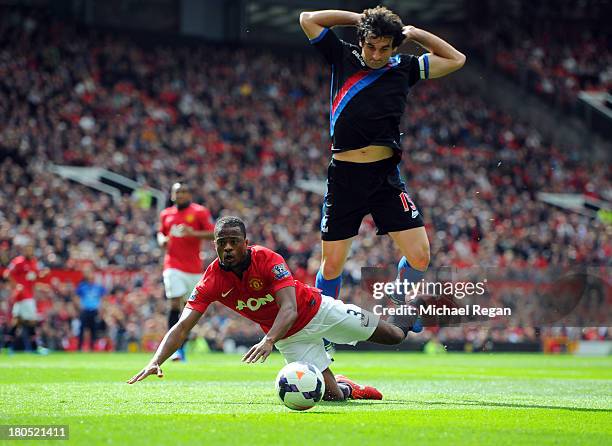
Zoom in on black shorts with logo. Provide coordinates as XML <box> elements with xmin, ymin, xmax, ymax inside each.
<box><xmin>320</xmin><ymin>156</ymin><xmax>425</xmax><ymax>241</ymax></box>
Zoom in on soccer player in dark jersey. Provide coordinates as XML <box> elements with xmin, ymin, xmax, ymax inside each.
<box><xmin>299</xmin><ymin>7</ymin><xmax>465</xmax><ymax>315</ymax></box>
<box><xmin>128</xmin><ymin>217</ymin><xmax>420</xmax><ymax>401</ymax></box>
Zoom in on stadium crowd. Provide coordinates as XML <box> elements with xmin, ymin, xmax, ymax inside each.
<box><xmin>469</xmin><ymin>0</ymin><xmax>612</xmax><ymax>108</ymax></box>
<box><xmin>1</xmin><ymin>8</ymin><xmax>610</xmax><ymax>352</ymax></box>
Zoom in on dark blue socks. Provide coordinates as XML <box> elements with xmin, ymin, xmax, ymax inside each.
<box><xmin>397</xmin><ymin>256</ymin><xmax>425</xmax><ymax>290</ymax></box>
<box><xmin>316</xmin><ymin>270</ymin><xmax>342</xmax><ymax>299</ymax></box>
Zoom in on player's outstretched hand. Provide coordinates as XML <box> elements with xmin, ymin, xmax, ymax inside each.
<box><xmin>242</xmin><ymin>337</ymin><xmax>274</xmax><ymax>364</ymax></box>
<box><xmin>127</xmin><ymin>363</ymin><xmax>164</xmax><ymax>384</ymax></box>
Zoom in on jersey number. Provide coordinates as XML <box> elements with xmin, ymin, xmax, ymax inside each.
<box><xmin>346</xmin><ymin>309</ymin><xmax>363</xmax><ymax>318</ymax></box>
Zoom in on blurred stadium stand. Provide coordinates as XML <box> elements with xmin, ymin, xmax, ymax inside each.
<box><xmin>0</xmin><ymin>0</ymin><xmax>610</xmax><ymax>353</ymax></box>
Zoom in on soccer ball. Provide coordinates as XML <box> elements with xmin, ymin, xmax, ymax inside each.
<box><xmin>275</xmin><ymin>362</ymin><xmax>325</xmax><ymax>411</ymax></box>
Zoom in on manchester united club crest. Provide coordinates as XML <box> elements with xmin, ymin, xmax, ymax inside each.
<box><xmin>249</xmin><ymin>278</ymin><xmax>264</xmax><ymax>290</ymax></box>
<box><xmin>186</xmin><ymin>214</ymin><xmax>195</xmax><ymax>223</ymax></box>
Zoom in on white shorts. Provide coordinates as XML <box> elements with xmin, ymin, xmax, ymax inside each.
<box><xmin>274</xmin><ymin>295</ymin><xmax>380</xmax><ymax>373</ymax></box>
<box><xmin>12</xmin><ymin>298</ymin><xmax>38</xmax><ymax>321</ymax></box>
<box><xmin>163</xmin><ymin>268</ymin><xmax>202</xmax><ymax>299</ymax></box>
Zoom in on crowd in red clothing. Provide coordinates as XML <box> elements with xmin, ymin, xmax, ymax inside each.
<box><xmin>1</xmin><ymin>8</ymin><xmax>610</xmax><ymax>351</ymax></box>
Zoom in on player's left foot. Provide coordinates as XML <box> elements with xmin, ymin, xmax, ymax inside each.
<box><xmin>335</xmin><ymin>375</ymin><xmax>383</xmax><ymax>400</ymax></box>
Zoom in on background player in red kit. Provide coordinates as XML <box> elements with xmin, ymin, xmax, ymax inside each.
<box><xmin>158</xmin><ymin>181</ymin><xmax>214</xmax><ymax>360</ymax></box>
<box><xmin>3</xmin><ymin>240</ymin><xmax>47</xmax><ymax>352</ymax></box>
<box><xmin>129</xmin><ymin>217</ymin><xmax>421</xmax><ymax>401</ymax></box>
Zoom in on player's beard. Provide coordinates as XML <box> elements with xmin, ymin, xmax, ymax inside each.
<box><xmin>175</xmin><ymin>201</ymin><xmax>191</xmax><ymax>210</ymax></box>
<box><xmin>220</xmin><ymin>250</ymin><xmax>252</xmax><ymax>273</ymax></box>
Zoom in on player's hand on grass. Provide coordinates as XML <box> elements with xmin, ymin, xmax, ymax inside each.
<box><xmin>242</xmin><ymin>337</ymin><xmax>274</xmax><ymax>364</ymax></box>
<box><xmin>127</xmin><ymin>363</ymin><xmax>164</xmax><ymax>384</ymax></box>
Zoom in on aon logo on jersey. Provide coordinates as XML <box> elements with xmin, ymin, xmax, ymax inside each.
<box><xmin>169</xmin><ymin>225</ymin><xmax>186</xmax><ymax>237</ymax></box>
<box><xmin>236</xmin><ymin>294</ymin><xmax>274</xmax><ymax>311</ymax></box>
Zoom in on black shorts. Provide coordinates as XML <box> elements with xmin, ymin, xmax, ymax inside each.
<box><xmin>320</xmin><ymin>157</ymin><xmax>424</xmax><ymax>241</ymax></box>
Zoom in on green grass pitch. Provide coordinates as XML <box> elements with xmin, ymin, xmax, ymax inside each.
<box><xmin>1</xmin><ymin>352</ymin><xmax>611</xmax><ymax>445</ymax></box>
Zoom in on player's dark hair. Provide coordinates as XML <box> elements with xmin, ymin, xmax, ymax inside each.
<box><xmin>215</xmin><ymin>216</ymin><xmax>247</xmax><ymax>239</ymax></box>
<box><xmin>357</xmin><ymin>5</ymin><xmax>405</xmax><ymax>48</ymax></box>
<box><xmin>172</xmin><ymin>180</ymin><xmax>191</xmax><ymax>192</ymax></box>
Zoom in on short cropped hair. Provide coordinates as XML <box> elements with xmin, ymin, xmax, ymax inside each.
<box><xmin>357</xmin><ymin>5</ymin><xmax>405</xmax><ymax>48</ymax></box>
<box><xmin>214</xmin><ymin>216</ymin><xmax>247</xmax><ymax>239</ymax></box>
<box><xmin>172</xmin><ymin>181</ymin><xmax>191</xmax><ymax>192</ymax></box>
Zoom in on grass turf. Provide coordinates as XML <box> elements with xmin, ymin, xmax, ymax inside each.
<box><xmin>1</xmin><ymin>352</ymin><xmax>611</xmax><ymax>445</ymax></box>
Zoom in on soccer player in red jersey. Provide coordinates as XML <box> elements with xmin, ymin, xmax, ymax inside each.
<box><xmin>158</xmin><ymin>181</ymin><xmax>215</xmax><ymax>360</ymax></box>
<box><xmin>129</xmin><ymin>217</ymin><xmax>420</xmax><ymax>401</ymax></box>
<box><xmin>3</xmin><ymin>241</ymin><xmax>46</xmax><ymax>352</ymax></box>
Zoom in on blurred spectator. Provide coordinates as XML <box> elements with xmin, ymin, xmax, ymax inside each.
<box><xmin>76</xmin><ymin>267</ymin><xmax>106</xmax><ymax>350</ymax></box>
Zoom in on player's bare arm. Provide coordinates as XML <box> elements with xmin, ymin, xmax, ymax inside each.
<box><xmin>400</xmin><ymin>26</ymin><xmax>466</xmax><ymax>78</ymax></box>
<box><xmin>242</xmin><ymin>286</ymin><xmax>298</xmax><ymax>364</ymax></box>
<box><xmin>299</xmin><ymin>10</ymin><xmax>362</xmax><ymax>40</ymax></box>
<box><xmin>127</xmin><ymin>307</ymin><xmax>203</xmax><ymax>383</ymax></box>
<box><xmin>3</xmin><ymin>268</ymin><xmax>13</xmax><ymax>283</ymax></box>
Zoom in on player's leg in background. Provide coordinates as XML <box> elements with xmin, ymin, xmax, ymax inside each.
<box><xmin>389</xmin><ymin>226</ymin><xmax>430</xmax><ymax>292</ymax></box>
<box><xmin>90</xmin><ymin>310</ymin><xmax>99</xmax><ymax>350</ymax></box>
<box><xmin>163</xmin><ymin>269</ymin><xmax>189</xmax><ymax>361</ymax></box>
<box><xmin>77</xmin><ymin>310</ymin><xmax>85</xmax><ymax>351</ymax></box>
<box><xmin>15</xmin><ymin>318</ymin><xmax>33</xmax><ymax>352</ymax></box>
<box><xmin>78</xmin><ymin>310</ymin><xmax>95</xmax><ymax>351</ymax></box>
<box><xmin>168</xmin><ymin>297</ymin><xmax>183</xmax><ymax>330</ymax></box>
<box><xmin>389</xmin><ymin>227</ymin><xmax>430</xmax><ymax>315</ymax></box>
<box><xmin>168</xmin><ymin>296</ymin><xmax>186</xmax><ymax>360</ymax></box>
<box><xmin>316</xmin><ymin>238</ymin><xmax>354</xmax><ymax>299</ymax></box>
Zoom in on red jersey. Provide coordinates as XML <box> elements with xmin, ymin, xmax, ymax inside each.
<box><xmin>159</xmin><ymin>203</ymin><xmax>214</xmax><ymax>273</ymax></box>
<box><xmin>6</xmin><ymin>256</ymin><xmax>39</xmax><ymax>302</ymax></box>
<box><xmin>186</xmin><ymin>245</ymin><xmax>322</xmax><ymax>339</ymax></box>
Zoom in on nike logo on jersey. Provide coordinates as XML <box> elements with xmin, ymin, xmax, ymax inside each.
<box><xmin>412</xmin><ymin>210</ymin><xmax>420</xmax><ymax>218</ymax></box>
<box><xmin>221</xmin><ymin>288</ymin><xmax>234</xmax><ymax>298</ymax></box>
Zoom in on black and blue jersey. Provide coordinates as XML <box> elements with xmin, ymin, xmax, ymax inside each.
<box><xmin>310</xmin><ymin>27</ymin><xmax>427</xmax><ymax>153</ymax></box>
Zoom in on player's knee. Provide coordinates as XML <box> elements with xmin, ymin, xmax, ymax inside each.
<box><xmin>406</xmin><ymin>245</ymin><xmax>430</xmax><ymax>271</ymax></box>
<box><xmin>321</xmin><ymin>258</ymin><xmax>344</xmax><ymax>280</ymax></box>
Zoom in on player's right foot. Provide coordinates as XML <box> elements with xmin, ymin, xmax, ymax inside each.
<box><xmin>335</xmin><ymin>375</ymin><xmax>383</xmax><ymax>400</ymax></box>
